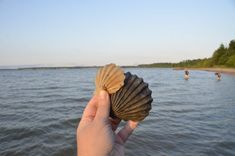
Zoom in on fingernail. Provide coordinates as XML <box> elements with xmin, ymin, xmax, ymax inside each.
<box><xmin>129</xmin><ymin>121</ymin><xmax>138</xmax><ymax>130</ymax></box>
<box><xmin>99</xmin><ymin>90</ymin><xmax>108</xmax><ymax>98</ymax></box>
<box><xmin>99</xmin><ymin>90</ymin><xmax>110</xmax><ymax>106</ymax></box>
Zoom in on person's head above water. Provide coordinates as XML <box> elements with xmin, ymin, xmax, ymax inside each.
<box><xmin>185</xmin><ymin>70</ymin><xmax>189</xmax><ymax>75</ymax></box>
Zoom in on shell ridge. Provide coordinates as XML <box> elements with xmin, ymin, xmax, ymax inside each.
<box><xmin>111</xmin><ymin>87</ymin><xmax>124</xmax><ymax>110</ymax></box>
<box><xmin>95</xmin><ymin>65</ymin><xmax>109</xmax><ymax>92</ymax></box>
<box><xmin>121</xmin><ymin>84</ymin><xmax>151</xmax><ymax>108</ymax></box>
<box><xmin>106</xmin><ymin>68</ymin><xmax>124</xmax><ymax>88</ymax></box>
<box><xmin>95</xmin><ymin>68</ymin><xmax>102</xmax><ymax>92</ymax></box>
<box><xmin>95</xmin><ymin>64</ymin><xmax>125</xmax><ymax>94</ymax></box>
<box><xmin>114</xmin><ymin>74</ymin><xmax>138</xmax><ymax>106</ymax></box>
<box><xmin>102</xmin><ymin>64</ymin><xmax>116</xmax><ymax>90</ymax></box>
<box><xmin>111</xmin><ymin>89</ymin><xmax>121</xmax><ymax>106</ymax></box>
<box><xmin>113</xmin><ymin>75</ymin><xmax>138</xmax><ymax>111</ymax></box>
<box><xmin>116</xmin><ymin>77</ymin><xmax>145</xmax><ymax>111</ymax></box>
<box><xmin>116</xmin><ymin>94</ymin><xmax>152</xmax><ymax>114</ymax></box>
<box><xmin>117</xmin><ymin>97</ymin><xmax>152</xmax><ymax>115</ymax></box>
<box><xmin>118</xmin><ymin>81</ymin><xmax>148</xmax><ymax>111</ymax></box>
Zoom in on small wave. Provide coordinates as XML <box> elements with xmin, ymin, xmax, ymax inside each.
<box><xmin>213</xmin><ymin>141</ymin><xmax>235</xmax><ymax>150</ymax></box>
<box><xmin>199</xmin><ymin>141</ymin><xmax>235</xmax><ymax>155</ymax></box>
<box><xmin>41</xmin><ymin>94</ymin><xmax>63</xmax><ymax>98</ymax></box>
<box><xmin>160</xmin><ymin>108</ymin><xmax>195</xmax><ymax>114</ymax></box>
<box><xmin>150</xmin><ymin>82</ymin><xmax>165</xmax><ymax>87</ymax></box>
<box><xmin>50</xmin><ymin>145</ymin><xmax>75</xmax><ymax>156</ymax></box>
<box><xmin>60</xmin><ymin>117</ymin><xmax>81</xmax><ymax>128</ymax></box>
<box><xmin>62</xmin><ymin>97</ymin><xmax>89</xmax><ymax>103</ymax></box>
<box><xmin>22</xmin><ymin>86</ymin><xmax>69</xmax><ymax>91</ymax></box>
<box><xmin>0</xmin><ymin>126</ymin><xmax>47</xmax><ymax>143</ymax></box>
<box><xmin>39</xmin><ymin>117</ymin><xmax>81</xmax><ymax>132</ymax></box>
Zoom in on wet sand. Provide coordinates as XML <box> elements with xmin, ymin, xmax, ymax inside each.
<box><xmin>174</xmin><ymin>67</ymin><xmax>235</xmax><ymax>76</ymax></box>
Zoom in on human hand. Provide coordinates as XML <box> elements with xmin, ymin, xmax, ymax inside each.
<box><xmin>77</xmin><ymin>90</ymin><xmax>138</xmax><ymax>156</ymax></box>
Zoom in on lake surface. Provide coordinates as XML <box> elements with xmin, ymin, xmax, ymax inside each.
<box><xmin>0</xmin><ymin>68</ymin><xmax>235</xmax><ymax>156</ymax></box>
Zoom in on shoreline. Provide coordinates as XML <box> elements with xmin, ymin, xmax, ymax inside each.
<box><xmin>1</xmin><ymin>66</ymin><xmax>235</xmax><ymax>76</ymax></box>
<box><xmin>174</xmin><ymin>67</ymin><xmax>235</xmax><ymax>76</ymax></box>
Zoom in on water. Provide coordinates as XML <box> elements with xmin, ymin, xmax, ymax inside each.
<box><xmin>0</xmin><ymin>68</ymin><xmax>235</xmax><ymax>156</ymax></box>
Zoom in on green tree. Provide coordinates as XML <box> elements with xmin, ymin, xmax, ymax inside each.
<box><xmin>229</xmin><ymin>40</ymin><xmax>235</xmax><ymax>50</ymax></box>
<box><xmin>212</xmin><ymin>44</ymin><xmax>226</xmax><ymax>65</ymax></box>
<box><xmin>203</xmin><ymin>58</ymin><xmax>213</xmax><ymax>67</ymax></box>
<box><xmin>228</xmin><ymin>40</ymin><xmax>235</xmax><ymax>56</ymax></box>
<box><xmin>141</xmin><ymin>39</ymin><xmax>235</xmax><ymax>68</ymax></box>
<box><xmin>226</xmin><ymin>55</ymin><xmax>235</xmax><ymax>67</ymax></box>
<box><xmin>218</xmin><ymin>52</ymin><xmax>229</xmax><ymax>65</ymax></box>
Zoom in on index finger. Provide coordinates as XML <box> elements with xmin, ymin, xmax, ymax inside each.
<box><xmin>117</xmin><ymin>121</ymin><xmax>138</xmax><ymax>143</ymax></box>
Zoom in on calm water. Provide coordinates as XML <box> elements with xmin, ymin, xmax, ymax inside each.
<box><xmin>0</xmin><ymin>68</ymin><xmax>235</xmax><ymax>156</ymax></box>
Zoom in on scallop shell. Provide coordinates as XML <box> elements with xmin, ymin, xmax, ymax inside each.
<box><xmin>110</xmin><ymin>72</ymin><xmax>152</xmax><ymax>121</ymax></box>
<box><xmin>95</xmin><ymin>64</ymin><xmax>125</xmax><ymax>95</ymax></box>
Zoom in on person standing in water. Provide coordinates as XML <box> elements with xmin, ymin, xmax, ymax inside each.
<box><xmin>215</xmin><ymin>72</ymin><xmax>221</xmax><ymax>81</ymax></box>
<box><xmin>184</xmin><ymin>70</ymin><xmax>189</xmax><ymax>80</ymax></box>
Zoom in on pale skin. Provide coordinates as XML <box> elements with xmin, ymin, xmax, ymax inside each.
<box><xmin>77</xmin><ymin>90</ymin><xmax>138</xmax><ymax>156</ymax></box>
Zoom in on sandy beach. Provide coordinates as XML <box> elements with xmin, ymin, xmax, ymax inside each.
<box><xmin>174</xmin><ymin>67</ymin><xmax>235</xmax><ymax>76</ymax></box>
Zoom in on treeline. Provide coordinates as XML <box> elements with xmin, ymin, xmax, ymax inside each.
<box><xmin>139</xmin><ymin>39</ymin><xmax>235</xmax><ymax>68</ymax></box>
<box><xmin>139</xmin><ymin>63</ymin><xmax>174</xmax><ymax>68</ymax></box>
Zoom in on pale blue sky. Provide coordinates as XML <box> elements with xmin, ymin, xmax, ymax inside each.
<box><xmin>0</xmin><ymin>0</ymin><xmax>235</xmax><ymax>67</ymax></box>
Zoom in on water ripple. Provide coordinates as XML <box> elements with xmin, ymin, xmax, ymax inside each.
<box><xmin>1</xmin><ymin>68</ymin><xmax>235</xmax><ymax>156</ymax></box>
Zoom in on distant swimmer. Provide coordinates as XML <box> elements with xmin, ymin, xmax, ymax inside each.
<box><xmin>215</xmin><ymin>72</ymin><xmax>221</xmax><ymax>81</ymax></box>
<box><xmin>184</xmin><ymin>70</ymin><xmax>189</xmax><ymax>80</ymax></box>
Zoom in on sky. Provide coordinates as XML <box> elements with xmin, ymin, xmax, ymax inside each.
<box><xmin>0</xmin><ymin>0</ymin><xmax>235</xmax><ymax>67</ymax></box>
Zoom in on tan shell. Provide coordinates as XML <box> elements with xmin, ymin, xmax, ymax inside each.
<box><xmin>95</xmin><ymin>64</ymin><xmax>125</xmax><ymax>94</ymax></box>
<box><xmin>110</xmin><ymin>72</ymin><xmax>152</xmax><ymax>121</ymax></box>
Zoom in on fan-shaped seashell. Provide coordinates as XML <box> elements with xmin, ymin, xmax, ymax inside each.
<box><xmin>95</xmin><ymin>64</ymin><xmax>125</xmax><ymax>95</ymax></box>
<box><xmin>110</xmin><ymin>72</ymin><xmax>152</xmax><ymax>121</ymax></box>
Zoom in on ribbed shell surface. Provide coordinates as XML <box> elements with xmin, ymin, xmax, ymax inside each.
<box><xmin>110</xmin><ymin>72</ymin><xmax>152</xmax><ymax>121</ymax></box>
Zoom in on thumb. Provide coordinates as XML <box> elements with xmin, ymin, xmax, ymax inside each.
<box><xmin>95</xmin><ymin>90</ymin><xmax>110</xmax><ymax>121</ymax></box>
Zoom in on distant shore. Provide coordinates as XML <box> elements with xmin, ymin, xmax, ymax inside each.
<box><xmin>1</xmin><ymin>66</ymin><xmax>235</xmax><ymax>76</ymax></box>
<box><xmin>174</xmin><ymin>67</ymin><xmax>235</xmax><ymax>76</ymax></box>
